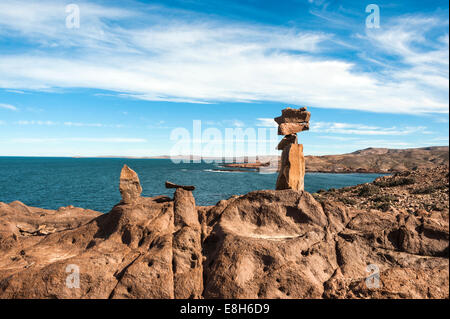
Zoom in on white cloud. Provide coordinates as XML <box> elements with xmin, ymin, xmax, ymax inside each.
<box><xmin>0</xmin><ymin>103</ymin><xmax>18</xmax><ymax>111</ymax></box>
<box><xmin>5</xmin><ymin>90</ymin><xmax>26</xmax><ymax>94</ymax></box>
<box><xmin>222</xmin><ymin>119</ymin><xmax>245</xmax><ymax>128</ymax></box>
<box><xmin>13</xmin><ymin>120</ymin><xmax>124</xmax><ymax>128</ymax></box>
<box><xmin>16</xmin><ymin>120</ymin><xmax>57</xmax><ymax>125</ymax></box>
<box><xmin>0</xmin><ymin>1</ymin><xmax>447</xmax><ymax>114</ymax></box>
<box><xmin>204</xmin><ymin>119</ymin><xmax>246</xmax><ymax>127</ymax></box>
<box><xmin>7</xmin><ymin>138</ymin><xmax>147</xmax><ymax>143</ymax></box>
<box><xmin>310</xmin><ymin>121</ymin><xmax>430</xmax><ymax>135</ymax></box>
<box><xmin>63</xmin><ymin>122</ymin><xmax>126</xmax><ymax>128</ymax></box>
<box><xmin>256</xmin><ymin>118</ymin><xmax>278</xmax><ymax>127</ymax></box>
<box><xmin>362</xmin><ymin>16</ymin><xmax>449</xmax><ymax>100</ymax></box>
<box><xmin>64</xmin><ymin>122</ymin><xmax>103</xmax><ymax>127</ymax></box>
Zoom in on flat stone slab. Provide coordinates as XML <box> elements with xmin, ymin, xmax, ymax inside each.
<box><xmin>274</xmin><ymin>107</ymin><xmax>310</xmax><ymax>125</ymax></box>
<box><xmin>166</xmin><ymin>181</ymin><xmax>196</xmax><ymax>191</ymax></box>
<box><xmin>278</xmin><ymin>122</ymin><xmax>309</xmax><ymax>135</ymax></box>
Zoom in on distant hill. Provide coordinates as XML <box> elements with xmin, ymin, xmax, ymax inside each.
<box><xmin>219</xmin><ymin>146</ymin><xmax>449</xmax><ymax>173</ymax></box>
<box><xmin>305</xmin><ymin>146</ymin><xmax>449</xmax><ymax>173</ymax></box>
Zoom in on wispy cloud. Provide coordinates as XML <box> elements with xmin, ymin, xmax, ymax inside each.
<box><xmin>205</xmin><ymin>119</ymin><xmax>246</xmax><ymax>127</ymax></box>
<box><xmin>0</xmin><ymin>103</ymin><xmax>18</xmax><ymax>111</ymax></box>
<box><xmin>310</xmin><ymin>121</ymin><xmax>430</xmax><ymax>135</ymax></box>
<box><xmin>16</xmin><ymin>120</ymin><xmax>57</xmax><ymax>125</ymax></box>
<box><xmin>7</xmin><ymin>138</ymin><xmax>147</xmax><ymax>143</ymax></box>
<box><xmin>5</xmin><ymin>90</ymin><xmax>26</xmax><ymax>94</ymax></box>
<box><xmin>0</xmin><ymin>1</ymin><xmax>447</xmax><ymax>114</ymax></box>
<box><xmin>223</xmin><ymin>120</ymin><xmax>245</xmax><ymax>128</ymax></box>
<box><xmin>63</xmin><ymin>122</ymin><xmax>125</xmax><ymax>128</ymax></box>
<box><xmin>362</xmin><ymin>15</ymin><xmax>449</xmax><ymax>106</ymax></box>
<box><xmin>256</xmin><ymin>118</ymin><xmax>278</xmax><ymax>127</ymax></box>
<box><xmin>13</xmin><ymin>120</ymin><xmax>124</xmax><ymax>128</ymax></box>
<box><xmin>146</xmin><ymin>120</ymin><xmax>170</xmax><ymax>129</ymax></box>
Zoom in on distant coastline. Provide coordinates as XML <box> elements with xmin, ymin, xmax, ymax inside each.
<box><xmin>218</xmin><ymin>146</ymin><xmax>449</xmax><ymax>174</ymax></box>
<box><xmin>1</xmin><ymin>146</ymin><xmax>448</xmax><ymax>175</ymax></box>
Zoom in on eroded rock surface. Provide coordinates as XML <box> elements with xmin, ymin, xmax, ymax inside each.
<box><xmin>0</xmin><ymin>167</ymin><xmax>448</xmax><ymax>299</ymax></box>
<box><xmin>119</xmin><ymin>165</ymin><xmax>142</xmax><ymax>204</ymax></box>
<box><xmin>173</xmin><ymin>189</ymin><xmax>203</xmax><ymax>299</ymax></box>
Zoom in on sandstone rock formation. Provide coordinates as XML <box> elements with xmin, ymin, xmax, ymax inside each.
<box><xmin>172</xmin><ymin>189</ymin><xmax>203</xmax><ymax>298</ymax></box>
<box><xmin>0</xmin><ymin>166</ymin><xmax>448</xmax><ymax>299</ymax></box>
<box><xmin>119</xmin><ymin>165</ymin><xmax>142</xmax><ymax>204</ymax></box>
<box><xmin>275</xmin><ymin>107</ymin><xmax>310</xmax><ymax>191</ymax></box>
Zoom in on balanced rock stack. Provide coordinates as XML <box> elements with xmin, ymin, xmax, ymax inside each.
<box><xmin>275</xmin><ymin>107</ymin><xmax>310</xmax><ymax>191</ymax></box>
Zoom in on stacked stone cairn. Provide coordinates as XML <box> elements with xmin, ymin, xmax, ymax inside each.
<box><xmin>275</xmin><ymin>107</ymin><xmax>310</xmax><ymax>191</ymax></box>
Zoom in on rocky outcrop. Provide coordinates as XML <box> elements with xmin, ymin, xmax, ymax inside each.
<box><xmin>314</xmin><ymin>165</ymin><xmax>449</xmax><ymax>214</ymax></box>
<box><xmin>275</xmin><ymin>107</ymin><xmax>310</xmax><ymax>191</ymax></box>
<box><xmin>203</xmin><ymin>184</ymin><xmax>448</xmax><ymax>298</ymax></box>
<box><xmin>305</xmin><ymin>146</ymin><xmax>449</xmax><ymax>173</ymax></box>
<box><xmin>203</xmin><ymin>190</ymin><xmax>332</xmax><ymax>298</ymax></box>
<box><xmin>0</xmin><ymin>166</ymin><xmax>448</xmax><ymax>299</ymax></box>
<box><xmin>119</xmin><ymin>165</ymin><xmax>142</xmax><ymax>204</ymax></box>
<box><xmin>0</xmin><ymin>201</ymin><xmax>101</xmax><ymax>253</ymax></box>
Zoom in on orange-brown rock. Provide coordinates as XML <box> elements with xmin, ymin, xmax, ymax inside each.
<box><xmin>274</xmin><ymin>107</ymin><xmax>311</xmax><ymax>125</ymax></box>
<box><xmin>172</xmin><ymin>188</ymin><xmax>203</xmax><ymax>298</ymax></box>
<box><xmin>203</xmin><ymin>190</ymin><xmax>331</xmax><ymax>298</ymax></box>
<box><xmin>278</xmin><ymin>122</ymin><xmax>309</xmax><ymax>135</ymax></box>
<box><xmin>0</xmin><ymin>201</ymin><xmax>101</xmax><ymax>253</ymax></box>
<box><xmin>276</xmin><ymin>143</ymin><xmax>305</xmax><ymax>191</ymax></box>
<box><xmin>119</xmin><ymin>165</ymin><xmax>142</xmax><ymax>204</ymax></box>
<box><xmin>203</xmin><ymin>187</ymin><xmax>448</xmax><ymax>298</ymax></box>
<box><xmin>0</xmin><ymin>195</ymin><xmax>176</xmax><ymax>299</ymax></box>
<box><xmin>0</xmin><ymin>166</ymin><xmax>447</xmax><ymax>299</ymax></box>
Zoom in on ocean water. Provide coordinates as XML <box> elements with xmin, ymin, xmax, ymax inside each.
<box><xmin>0</xmin><ymin>157</ymin><xmax>384</xmax><ymax>213</ymax></box>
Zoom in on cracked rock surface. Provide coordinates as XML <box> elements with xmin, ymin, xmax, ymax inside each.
<box><xmin>0</xmin><ymin>167</ymin><xmax>448</xmax><ymax>299</ymax></box>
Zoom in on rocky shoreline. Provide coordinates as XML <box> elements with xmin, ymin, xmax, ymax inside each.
<box><xmin>0</xmin><ymin>164</ymin><xmax>448</xmax><ymax>299</ymax></box>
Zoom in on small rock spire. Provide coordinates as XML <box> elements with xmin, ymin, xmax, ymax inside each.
<box><xmin>119</xmin><ymin>165</ymin><xmax>142</xmax><ymax>204</ymax></box>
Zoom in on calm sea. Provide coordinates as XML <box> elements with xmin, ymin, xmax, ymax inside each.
<box><xmin>0</xmin><ymin>157</ymin><xmax>384</xmax><ymax>213</ymax></box>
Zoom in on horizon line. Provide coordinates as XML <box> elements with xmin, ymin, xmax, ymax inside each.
<box><xmin>0</xmin><ymin>145</ymin><xmax>448</xmax><ymax>159</ymax></box>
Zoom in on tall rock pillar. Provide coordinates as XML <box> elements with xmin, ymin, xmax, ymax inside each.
<box><xmin>275</xmin><ymin>107</ymin><xmax>310</xmax><ymax>191</ymax></box>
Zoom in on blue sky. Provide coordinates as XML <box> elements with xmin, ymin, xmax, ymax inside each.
<box><xmin>0</xmin><ymin>0</ymin><xmax>448</xmax><ymax>157</ymax></box>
